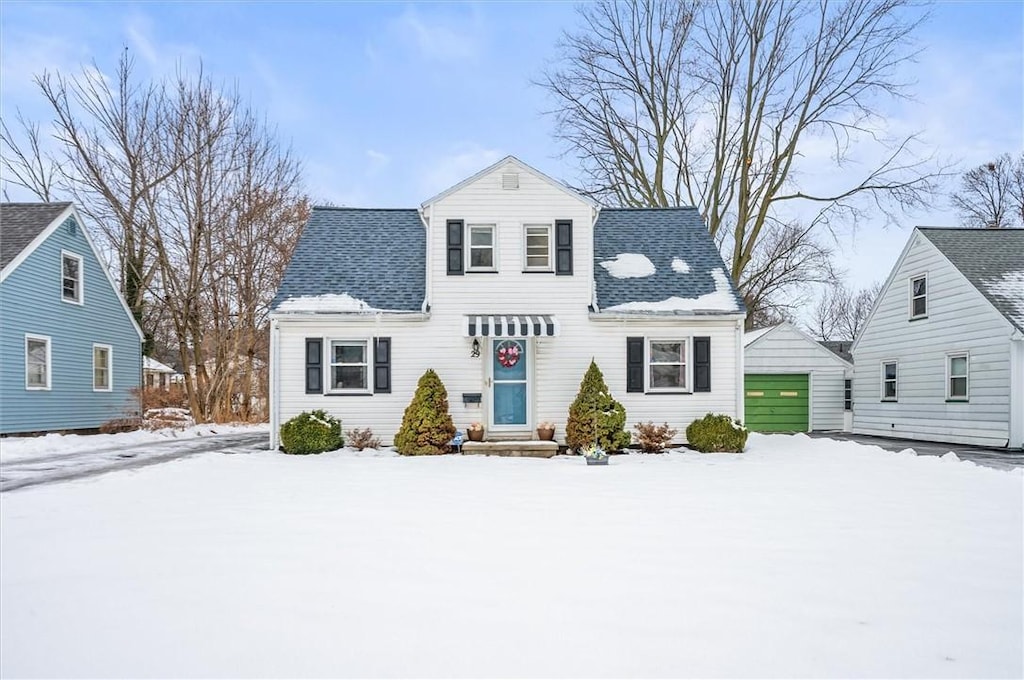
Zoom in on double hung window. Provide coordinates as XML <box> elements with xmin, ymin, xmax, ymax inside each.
<box><xmin>62</xmin><ymin>252</ymin><xmax>83</xmax><ymax>304</ymax></box>
<box><xmin>910</xmin><ymin>275</ymin><xmax>927</xmax><ymax>319</ymax></box>
<box><xmin>94</xmin><ymin>345</ymin><xmax>112</xmax><ymax>391</ymax></box>
<box><xmin>947</xmin><ymin>353</ymin><xmax>968</xmax><ymax>400</ymax></box>
<box><xmin>523</xmin><ymin>225</ymin><xmax>552</xmax><ymax>271</ymax></box>
<box><xmin>26</xmin><ymin>335</ymin><xmax>51</xmax><ymax>390</ymax></box>
<box><xmin>881</xmin><ymin>361</ymin><xmax>898</xmax><ymax>401</ymax></box>
<box><xmin>329</xmin><ymin>340</ymin><xmax>368</xmax><ymax>391</ymax></box>
<box><xmin>649</xmin><ymin>340</ymin><xmax>687</xmax><ymax>390</ymax></box>
<box><xmin>468</xmin><ymin>225</ymin><xmax>496</xmax><ymax>271</ymax></box>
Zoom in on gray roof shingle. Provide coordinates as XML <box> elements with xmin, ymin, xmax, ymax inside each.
<box><xmin>0</xmin><ymin>202</ymin><xmax>72</xmax><ymax>270</ymax></box>
<box><xmin>918</xmin><ymin>227</ymin><xmax>1024</xmax><ymax>332</ymax></box>
<box><xmin>593</xmin><ymin>207</ymin><xmax>745</xmax><ymax>314</ymax></box>
<box><xmin>271</xmin><ymin>207</ymin><xmax>426</xmax><ymax>312</ymax></box>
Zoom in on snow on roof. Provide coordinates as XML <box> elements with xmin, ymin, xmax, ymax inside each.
<box><xmin>143</xmin><ymin>356</ymin><xmax>176</xmax><ymax>373</ymax></box>
<box><xmin>982</xmin><ymin>270</ymin><xmax>1024</xmax><ymax>329</ymax></box>
<box><xmin>276</xmin><ymin>293</ymin><xmax>379</xmax><ymax>313</ymax></box>
<box><xmin>603</xmin><ymin>268</ymin><xmax>740</xmax><ymax>313</ymax></box>
<box><xmin>671</xmin><ymin>258</ymin><xmax>691</xmax><ymax>274</ymax></box>
<box><xmin>743</xmin><ymin>326</ymin><xmax>777</xmax><ymax>347</ymax></box>
<box><xmin>600</xmin><ymin>253</ymin><xmax>656</xmax><ymax>279</ymax></box>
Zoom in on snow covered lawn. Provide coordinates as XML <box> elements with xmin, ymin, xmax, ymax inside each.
<box><xmin>2</xmin><ymin>434</ymin><xmax>1021</xmax><ymax>678</ymax></box>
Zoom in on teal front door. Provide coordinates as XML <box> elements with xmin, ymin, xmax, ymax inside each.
<box><xmin>491</xmin><ymin>338</ymin><xmax>528</xmax><ymax>429</ymax></box>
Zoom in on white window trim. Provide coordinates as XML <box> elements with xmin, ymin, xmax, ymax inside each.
<box><xmin>93</xmin><ymin>343</ymin><xmax>113</xmax><ymax>392</ymax></box>
<box><xmin>908</xmin><ymin>272</ymin><xmax>927</xmax><ymax>320</ymax></box>
<box><xmin>522</xmin><ymin>223</ymin><xmax>553</xmax><ymax>272</ymax></box>
<box><xmin>327</xmin><ymin>339</ymin><xmax>372</xmax><ymax>394</ymax></box>
<box><xmin>25</xmin><ymin>334</ymin><xmax>52</xmax><ymax>391</ymax></box>
<box><xmin>61</xmin><ymin>250</ymin><xmax>84</xmax><ymax>305</ymax></box>
<box><xmin>946</xmin><ymin>351</ymin><xmax>969</xmax><ymax>401</ymax></box>
<box><xmin>646</xmin><ymin>337</ymin><xmax>692</xmax><ymax>393</ymax></box>
<box><xmin>881</xmin><ymin>359</ymin><xmax>898</xmax><ymax>401</ymax></box>
<box><xmin>466</xmin><ymin>224</ymin><xmax>498</xmax><ymax>272</ymax></box>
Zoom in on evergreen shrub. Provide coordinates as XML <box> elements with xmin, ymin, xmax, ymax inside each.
<box><xmin>394</xmin><ymin>369</ymin><xmax>456</xmax><ymax>455</ymax></box>
<box><xmin>565</xmin><ymin>360</ymin><xmax>631</xmax><ymax>452</ymax></box>
<box><xmin>685</xmin><ymin>413</ymin><xmax>747</xmax><ymax>453</ymax></box>
<box><xmin>280</xmin><ymin>409</ymin><xmax>343</xmax><ymax>454</ymax></box>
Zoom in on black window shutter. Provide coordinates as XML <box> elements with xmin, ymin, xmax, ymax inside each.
<box><xmin>694</xmin><ymin>336</ymin><xmax>711</xmax><ymax>392</ymax></box>
<box><xmin>447</xmin><ymin>220</ymin><xmax>464</xmax><ymax>275</ymax></box>
<box><xmin>305</xmin><ymin>338</ymin><xmax>322</xmax><ymax>394</ymax></box>
<box><xmin>555</xmin><ymin>219</ymin><xmax>573</xmax><ymax>275</ymax></box>
<box><xmin>626</xmin><ymin>337</ymin><xmax>644</xmax><ymax>393</ymax></box>
<box><xmin>374</xmin><ymin>337</ymin><xmax>391</xmax><ymax>394</ymax></box>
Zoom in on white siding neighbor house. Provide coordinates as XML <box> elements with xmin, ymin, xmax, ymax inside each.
<box><xmin>743</xmin><ymin>322</ymin><xmax>853</xmax><ymax>432</ymax></box>
<box><xmin>268</xmin><ymin>156</ymin><xmax>747</xmax><ymax>449</ymax></box>
<box><xmin>852</xmin><ymin>227</ymin><xmax>1024</xmax><ymax>449</ymax></box>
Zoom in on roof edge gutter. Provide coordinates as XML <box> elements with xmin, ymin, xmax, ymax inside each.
<box><xmin>588</xmin><ymin>311</ymin><xmax>747</xmax><ymax>322</ymax></box>
<box><xmin>269</xmin><ymin>311</ymin><xmax>431</xmax><ymax>323</ymax></box>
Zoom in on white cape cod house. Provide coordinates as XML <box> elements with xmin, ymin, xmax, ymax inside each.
<box><xmin>852</xmin><ymin>227</ymin><xmax>1024</xmax><ymax>449</ymax></box>
<box><xmin>268</xmin><ymin>157</ymin><xmax>746</xmax><ymax>449</ymax></box>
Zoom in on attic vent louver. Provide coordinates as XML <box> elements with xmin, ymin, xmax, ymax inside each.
<box><xmin>502</xmin><ymin>173</ymin><xmax>519</xmax><ymax>190</ymax></box>
<box><xmin>67</xmin><ymin>220</ymin><xmax>76</xmax><ymax>235</ymax></box>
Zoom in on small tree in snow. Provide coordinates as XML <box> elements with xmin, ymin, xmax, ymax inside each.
<box><xmin>394</xmin><ymin>369</ymin><xmax>456</xmax><ymax>455</ymax></box>
<box><xmin>565</xmin><ymin>360</ymin><xmax>630</xmax><ymax>452</ymax></box>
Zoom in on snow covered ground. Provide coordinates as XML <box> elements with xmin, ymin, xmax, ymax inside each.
<box><xmin>1</xmin><ymin>433</ymin><xmax>1021</xmax><ymax>678</ymax></box>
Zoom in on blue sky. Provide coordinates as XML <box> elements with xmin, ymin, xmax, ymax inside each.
<box><xmin>2</xmin><ymin>1</ymin><xmax>1022</xmax><ymax>290</ymax></box>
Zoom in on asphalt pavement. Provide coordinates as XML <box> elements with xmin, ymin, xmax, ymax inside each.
<box><xmin>808</xmin><ymin>431</ymin><xmax>1024</xmax><ymax>471</ymax></box>
<box><xmin>0</xmin><ymin>431</ymin><xmax>269</xmax><ymax>492</ymax></box>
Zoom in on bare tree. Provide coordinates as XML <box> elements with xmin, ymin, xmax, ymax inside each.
<box><xmin>0</xmin><ymin>111</ymin><xmax>61</xmax><ymax>201</ymax></box>
<box><xmin>540</xmin><ymin>0</ymin><xmax>947</xmax><ymax>320</ymax></box>
<box><xmin>811</xmin><ymin>281</ymin><xmax>881</xmax><ymax>341</ymax></box>
<box><xmin>950</xmin><ymin>153</ymin><xmax>1024</xmax><ymax>228</ymax></box>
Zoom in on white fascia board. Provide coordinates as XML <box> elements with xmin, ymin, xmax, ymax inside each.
<box><xmin>588</xmin><ymin>311</ymin><xmax>747</xmax><ymax>323</ymax></box>
<box><xmin>420</xmin><ymin>155</ymin><xmax>597</xmax><ymax>209</ymax></box>
<box><xmin>269</xmin><ymin>311</ymin><xmax>431</xmax><ymax>323</ymax></box>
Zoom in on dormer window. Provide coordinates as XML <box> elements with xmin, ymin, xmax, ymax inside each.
<box><xmin>909</xmin><ymin>274</ymin><xmax>926</xmax><ymax>319</ymax></box>
<box><xmin>61</xmin><ymin>251</ymin><xmax>83</xmax><ymax>304</ymax></box>
<box><xmin>468</xmin><ymin>224</ymin><xmax>496</xmax><ymax>271</ymax></box>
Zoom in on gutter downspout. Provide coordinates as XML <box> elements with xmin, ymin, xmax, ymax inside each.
<box><xmin>420</xmin><ymin>203</ymin><xmax>432</xmax><ymax>314</ymax></box>
<box><xmin>269</xmin><ymin>317</ymin><xmax>280</xmax><ymax>451</ymax></box>
<box><xmin>736</xmin><ymin>318</ymin><xmax>745</xmax><ymax>422</ymax></box>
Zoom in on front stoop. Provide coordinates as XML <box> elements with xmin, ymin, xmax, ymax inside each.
<box><xmin>461</xmin><ymin>440</ymin><xmax>559</xmax><ymax>458</ymax></box>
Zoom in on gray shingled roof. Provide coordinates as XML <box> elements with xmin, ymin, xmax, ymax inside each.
<box><xmin>271</xmin><ymin>207</ymin><xmax>426</xmax><ymax>312</ymax></box>
<box><xmin>593</xmin><ymin>207</ymin><xmax>745</xmax><ymax>314</ymax></box>
<box><xmin>819</xmin><ymin>340</ymin><xmax>854</xmax><ymax>363</ymax></box>
<box><xmin>0</xmin><ymin>202</ymin><xmax>72</xmax><ymax>271</ymax></box>
<box><xmin>918</xmin><ymin>227</ymin><xmax>1024</xmax><ymax>332</ymax></box>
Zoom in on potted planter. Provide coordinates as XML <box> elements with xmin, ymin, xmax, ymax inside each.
<box><xmin>536</xmin><ymin>421</ymin><xmax>556</xmax><ymax>441</ymax></box>
<box><xmin>467</xmin><ymin>423</ymin><xmax>485</xmax><ymax>442</ymax></box>
<box><xmin>582</xmin><ymin>445</ymin><xmax>609</xmax><ymax>466</ymax></box>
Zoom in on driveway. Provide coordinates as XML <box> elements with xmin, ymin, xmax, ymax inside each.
<box><xmin>809</xmin><ymin>431</ymin><xmax>1024</xmax><ymax>471</ymax></box>
<box><xmin>0</xmin><ymin>432</ymin><xmax>269</xmax><ymax>492</ymax></box>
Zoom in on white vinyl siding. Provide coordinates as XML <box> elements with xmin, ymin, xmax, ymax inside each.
<box><xmin>852</xmin><ymin>231</ymin><xmax>1015</xmax><ymax>447</ymax></box>
<box><xmin>25</xmin><ymin>334</ymin><xmax>51</xmax><ymax>390</ymax></box>
<box><xmin>93</xmin><ymin>344</ymin><xmax>112</xmax><ymax>391</ymax></box>
<box><xmin>61</xmin><ymin>251</ymin><xmax>83</xmax><ymax>304</ymax></box>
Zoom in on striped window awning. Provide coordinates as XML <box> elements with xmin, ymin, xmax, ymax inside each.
<box><xmin>464</xmin><ymin>314</ymin><xmax>560</xmax><ymax>337</ymax></box>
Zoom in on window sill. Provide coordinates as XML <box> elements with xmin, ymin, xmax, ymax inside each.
<box><xmin>93</xmin><ymin>388</ymin><xmax>112</xmax><ymax>393</ymax></box>
<box><xmin>25</xmin><ymin>386</ymin><xmax>51</xmax><ymax>391</ymax></box>
<box><xmin>646</xmin><ymin>390</ymin><xmax>693</xmax><ymax>395</ymax></box>
<box><xmin>61</xmin><ymin>298</ymin><xmax>84</xmax><ymax>306</ymax></box>
<box><xmin>880</xmin><ymin>398</ymin><xmax>898</xmax><ymax>402</ymax></box>
<box><xmin>466</xmin><ymin>270</ymin><xmax>499</xmax><ymax>274</ymax></box>
<box><xmin>521</xmin><ymin>270</ymin><xmax>554</xmax><ymax>274</ymax></box>
<box><xmin>945</xmin><ymin>398</ymin><xmax>969</xmax><ymax>403</ymax></box>
<box><xmin>324</xmin><ymin>391</ymin><xmax>373</xmax><ymax>397</ymax></box>
<box><xmin>908</xmin><ymin>315</ymin><xmax>928</xmax><ymax>322</ymax></box>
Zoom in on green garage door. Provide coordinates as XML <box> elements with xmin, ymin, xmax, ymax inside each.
<box><xmin>744</xmin><ymin>374</ymin><xmax>809</xmax><ymax>432</ymax></box>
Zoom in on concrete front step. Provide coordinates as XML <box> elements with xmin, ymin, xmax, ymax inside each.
<box><xmin>461</xmin><ymin>440</ymin><xmax>559</xmax><ymax>458</ymax></box>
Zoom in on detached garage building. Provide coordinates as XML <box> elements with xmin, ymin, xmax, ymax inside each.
<box><xmin>744</xmin><ymin>322</ymin><xmax>853</xmax><ymax>432</ymax></box>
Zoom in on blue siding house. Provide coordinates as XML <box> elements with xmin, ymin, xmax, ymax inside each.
<box><xmin>1</xmin><ymin>203</ymin><xmax>143</xmax><ymax>434</ymax></box>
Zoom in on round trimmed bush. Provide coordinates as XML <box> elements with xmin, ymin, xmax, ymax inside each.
<box><xmin>685</xmin><ymin>413</ymin><xmax>747</xmax><ymax>453</ymax></box>
<box><xmin>280</xmin><ymin>410</ymin><xmax>343</xmax><ymax>454</ymax></box>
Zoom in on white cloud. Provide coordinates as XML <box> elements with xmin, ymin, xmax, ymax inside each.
<box><xmin>391</xmin><ymin>6</ymin><xmax>483</xmax><ymax>62</ymax></box>
<box><xmin>366</xmin><ymin>149</ymin><xmax>390</xmax><ymax>175</ymax></box>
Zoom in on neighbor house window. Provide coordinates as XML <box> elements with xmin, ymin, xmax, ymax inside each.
<box><xmin>523</xmin><ymin>224</ymin><xmax>552</xmax><ymax>271</ymax></box>
<box><xmin>468</xmin><ymin>224</ymin><xmax>496</xmax><ymax>271</ymax></box>
<box><xmin>25</xmin><ymin>335</ymin><xmax>51</xmax><ymax>390</ymax></box>
<box><xmin>844</xmin><ymin>379</ymin><xmax>852</xmax><ymax>411</ymax></box>
<box><xmin>881</xmin><ymin>360</ymin><xmax>898</xmax><ymax>401</ymax></box>
<box><xmin>62</xmin><ymin>251</ymin><xmax>83</xmax><ymax>304</ymax></box>
<box><xmin>947</xmin><ymin>353</ymin><xmax>968</xmax><ymax>401</ymax></box>
<box><xmin>329</xmin><ymin>340</ymin><xmax>368</xmax><ymax>391</ymax></box>
<box><xmin>649</xmin><ymin>339</ymin><xmax>687</xmax><ymax>390</ymax></box>
<box><xmin>93</xmin><ymin>344</ymin><xmax>112</xmax><ymax>391</ymax></box>
<box><xmin>909</xmin><ymin>274</ymin><xmax>927</xmax><ymax>319</ymax></box>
